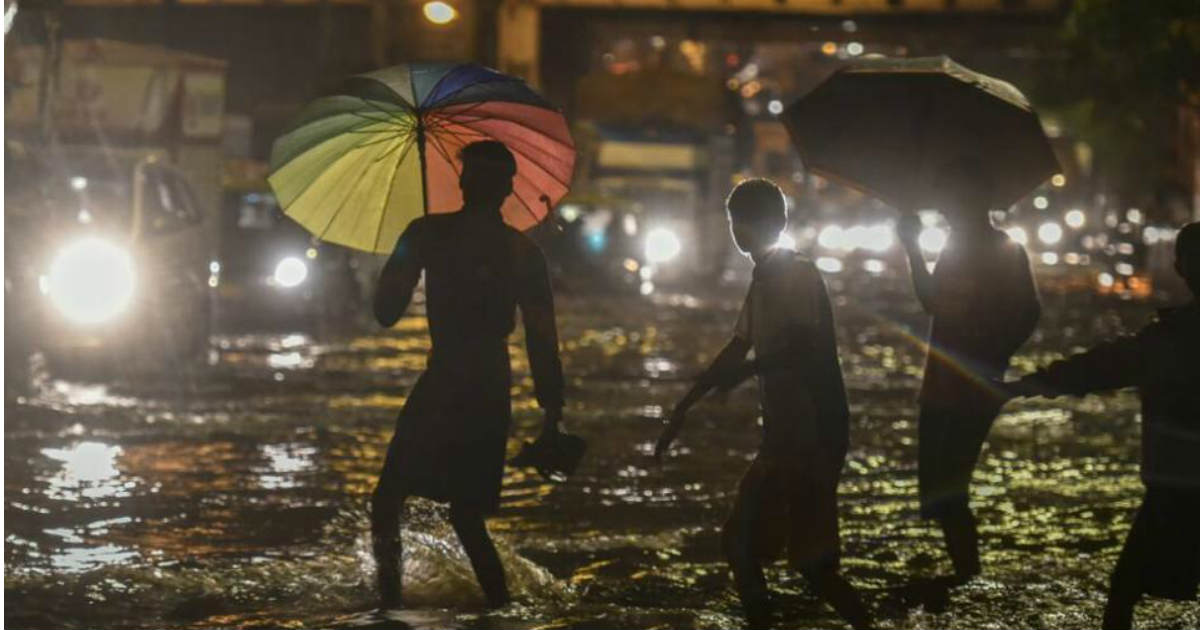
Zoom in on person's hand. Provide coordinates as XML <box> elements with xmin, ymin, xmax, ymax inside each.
<box><xmin>897</xmin><ymin>213</ymin><xmax>922</xmax><ymax>249</ymax></box>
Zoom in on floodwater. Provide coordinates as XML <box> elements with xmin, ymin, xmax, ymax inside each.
<box><xmin>5</xmin><ymin>278</ymin><xmax>1198</xmax><ymax>629</ymax></box>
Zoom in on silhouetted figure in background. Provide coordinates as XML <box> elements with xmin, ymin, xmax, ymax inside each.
<box><xmin>655</xmin><ymin>179</ymin><xmax>873</xmax><ymax>629</ymax></box>
<box><xmin>371</xmin><ymin>141</ymin><xmax>565</xmax><ymax>609</ymax></box>
<box><xmin>1008</xmin><ymin>222</ymin><xmax>1200</xmax><ymax>630</ymax></box>
<box><xmin>896</xmin><ymin>160</ymin><xmax>1040</xmax><ymax>581</ymax></box>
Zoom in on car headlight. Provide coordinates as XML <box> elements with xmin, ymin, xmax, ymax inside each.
<box><xmin>1038</xmin><ymin>221</ymin><xmax>1063</xmax><ymax>246</ymax></box>
<box><xmin>46</xmin><ymin>237</ymin><xmax>136</xmax><ymax>324</ymax></box>
<box><xmin>273</xmin><ymin>256</ymin><xmax>308</xmax><ymax>288</ymax></box>
<box><xmin>918</xmin><ymin>226</ymin><xmax>948</xmax><ymax>254</ymax></box>
<box><xmin>644</xmin><ymin>228</ymin><xmax>682</xmax><ymax>264</ymax></box>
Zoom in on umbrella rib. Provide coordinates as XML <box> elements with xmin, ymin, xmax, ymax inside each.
<box><xmin>315</xmin><ymin>136</ymin><xmax>403</xmax><ymax>243</ymax></box>
<box><xmin>425</xmin><ymin>129</ymin><xmax>464</xmax><ymax>177</ymax></box>
<box><xmin>275</xmin><ymin>127</ymin><xmax>413</xmax><ymax>206</ymax></box>
<box><xmin>441</xmin><ymin>110</ymin><xmax>573</xmax><ymax>152</ymax></box>
<box><xmin>510</xmin><ymin>186</ymin><xmax>544</xmax><ymax>227</ymax></box>
<box><xmin>372</xmin><ymin>137</ymin><xmax>420</xmax><ymax>253</ymax></box>
<box><xmin>370</xmin><ymin>132</ymin><xmax>415</xmax><ymax>163</ymax></box>
<box><xmin>429</xmin><ymin>113</ymin><xmax>572</xmax><ymax>190</ymax></box>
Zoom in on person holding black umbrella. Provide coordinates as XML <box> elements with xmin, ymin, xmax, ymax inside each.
<box><xmin>783</xmin><ymin>57</ymin><xmax>1054</xmax><ymax>582</ymax></box>
<box><xmin>897</xmin><ymin>159</ymin><xmax>1041</xmax><ymax>581</ymax></box>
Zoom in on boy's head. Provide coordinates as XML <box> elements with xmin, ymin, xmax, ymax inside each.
<box><xmin>1176</xmin><ymin>222</ymin><xmax>1200</xmax><ymax>297</ymax></box>
<box><xmin>726</xmin><ymin>178</ymin><xmax>786</xmax><ymax>259</ymax></box>
<box><xmin>932</xmin><ymin>157</ymin><xmax>994</xmax><ymax>233</ymax></box>
<box><xmin>459</xmin><ymin>141</ymin><xmax>516</xmax><ymax>211</ymax></box>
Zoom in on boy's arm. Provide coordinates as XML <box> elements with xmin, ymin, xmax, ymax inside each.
<box><xmin>1012</xmin><ymin>335</ymin><xmax>1142</xmax><ymax>398</ymax></box>
<box><xmin>517</xmin><ymin>240</ymin><xmax>566</xmax><ymax>436</ymax></box>
<box><xmin>374</xmin><ymin>220</ymin><xmax>424</xmax><ymax>327</ymax></box>
<box><xmin>655</xmin><ymin>336</ymin><xmax>751</xmax><ymax>460</ymax></box>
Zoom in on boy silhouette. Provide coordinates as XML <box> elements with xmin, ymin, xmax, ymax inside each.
<box><xmin>370</xmin><ymin>141</ymin><xmax>564</xmax><ymax>609</ymax></box>
<box><xmin>1008</xmin><ymin>222</ymin><xmax>1200</xmax><ymax>630</ymax></box>
<box><xmin>655</xmin><ymin>179</ymin><xmax>873</xmax><ymax>629</ymax></box>
<box><xmin>896</xmin><ymin>159</ymin><xmax>1040</xmax><ymax>581</ymax></box>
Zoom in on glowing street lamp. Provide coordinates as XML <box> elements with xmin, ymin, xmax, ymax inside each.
<box><xmin>422</xmin><ymin>1</ymin><xmax>457</xmax><ymax>25</ymax></box>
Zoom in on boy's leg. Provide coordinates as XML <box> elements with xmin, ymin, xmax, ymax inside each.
<box><xmin>722</xmin><ymin>462</ymin><xmax>774</xmax><ymax>628</ymax></box>
<box><xmin>919</xmin><ymin>405</ymin><xmax>996</xmax><ymax>580</ymax></box>
<box><xmin>449</xmin><ymin>502</ymin><xmax>510</xmax><ymax>608</ymax></box>
<box><xmin>939</xmin><ymin>500</ymin><xmax>981</xmax><ymax>581</ymax></box>
<box><xmin>370</xmin><ymin>475</ymin><xmax>406</xmax><ymax>608</ymax></box>
<box><xmin>801</xmin><ymin>565</ymin><xmax>875</xmax><ymax>630</ymax></box>
<box><xmin>1102</xmin><ymin>500</ymin><xmax>1152</xmax><ymax>630</ymax></box>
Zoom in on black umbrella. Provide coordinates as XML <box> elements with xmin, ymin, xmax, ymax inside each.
<box><xmin>783</xmin><ymin>56</ymin><xmax>1060</xmax><ymax>212</ymax></box>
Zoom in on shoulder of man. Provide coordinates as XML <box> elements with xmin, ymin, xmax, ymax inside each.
<box><xmin>778</xmin><ymin>250</ymin><xmax>824</xmax><ymax>284</ymax></box>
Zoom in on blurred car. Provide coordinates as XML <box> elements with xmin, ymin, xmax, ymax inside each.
<box><xmin>213</xmin><ymin>189</ymin><xmax>365</xmax><ymax>334</ymax></box>
<box><xmin>5</xmin><ymin>145</ymin><xmax>213</xmax><ymax>375</ymax></box>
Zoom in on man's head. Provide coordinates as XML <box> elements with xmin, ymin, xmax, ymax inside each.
<box><xmin>932</xmin><ymin>157</ymin><xmax>994</xmax><ymax>233</ymax></box>
<box><xmin>459</xmin><ymin>141</ymin><xmax>517</xmax><ymax>211</ymax></box>
<box><xmin>1175</xmin><ymin>222</ymin><xmax>1200</xmax><ymax>297</ymax></box>
<box><xmin>726</xmin><ymin>178</ymin><xmax>786</xmax><ymax>260</ymax></box>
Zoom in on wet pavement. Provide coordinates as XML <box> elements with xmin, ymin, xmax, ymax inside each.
<box><xmin>5</xmin><ymin>279</ymin><xmax>1199</xmax><ymax>629</ymax></box>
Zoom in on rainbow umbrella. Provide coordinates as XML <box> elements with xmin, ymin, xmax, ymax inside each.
<box><xmin>267</xmin><ymin>63</ymin><xmax>575</xmax><ymax>254</ymax></box>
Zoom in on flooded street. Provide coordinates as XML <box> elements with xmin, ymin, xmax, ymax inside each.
<box><xmin>5</xmin><ymin>283</ymin><xmax>1198</xmax><ymax>629</ymax></box>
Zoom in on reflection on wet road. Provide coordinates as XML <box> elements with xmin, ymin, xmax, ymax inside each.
<box><xmin>5</xmin><ymin>286</ymin><xmax>1198</xmax><ymax>629</ymax></box>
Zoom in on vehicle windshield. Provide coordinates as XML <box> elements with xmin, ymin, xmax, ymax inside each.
<box><xmin>36</xmin><ymin>155</ymin><xmax>139</xmax><ymax>233</ymax></box>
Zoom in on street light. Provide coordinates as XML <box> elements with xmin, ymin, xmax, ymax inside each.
<box><xmin>422</xmin><ymin>1</ymin><xmax>457</xmax><ymax>25</ymax></box>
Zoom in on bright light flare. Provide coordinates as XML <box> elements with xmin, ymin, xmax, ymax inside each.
<box><xmin>422</xmin><ymin>1</ymin><xmax>457</xmax><ymax>24</ymax></box>
<box><xmin>918</xmin><ymin>226</ymin><xmax>948</xmax><ymax>254</ymax></box>
<box><xmin>1038</xmin><ymin>222</ymin><xmax>1063</xmax><ymax>245</ymax></box>
<box><xmin>1064</xmin><ymin>209</ymin><xmax>1086</xmax><ymax>229</ymax></box>
<box><xmin>774</xmin><ymin>232</ymin><xmax>797</xmax><ymax>250</ymax></box>
<box><xmin>644</xmin><ymin>228</ymin><xmax>682</xmax><ymax>264</ymax></box>
<box><xmin>274</xmin><ymin>257</ymin><xmax>308</xmax><ymax>288</ymax></box>
<box><xmin>46</xmin><ymin>237</ymin><xmax>136</xmax><ymax>325</ymax></box>
<box><xmin>815</xmin><ymin>257</ymin><xmax>843</xmax><ymax>273</ymax></box>
<box><xmin>817</xmin><ymin>225</ymin><xmax>845</xmax><ymax>250</ymax></box>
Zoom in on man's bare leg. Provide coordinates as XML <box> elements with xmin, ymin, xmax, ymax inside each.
<box><xmin>722</xmin><ymin>471</ymin><xmax>773</xmax><ymax>628</ymax></box>
<box><xmin>370</xmin><ymin>482</ymin><xmax>405</xmax><ymax>608</ymax></box>
<box><xmin>801</xmin><ymin>566</ymin><xmax>875</xmax><ymax>630</ymax></box>
<box><xmin>449</xmin><ymin>503</ymin><xmax>510</xmax><ymax>608</ymax></box>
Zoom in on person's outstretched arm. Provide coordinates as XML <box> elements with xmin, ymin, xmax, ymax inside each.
<box><xmin>374</xmin><ymin>220</ymin><xmax>424</xmax><ymax>327</ymax></box>
<box><xmin>517</xmin><ymin>240</ymin><xmax>565</xmax><ymax>437</ymax></box>
<box><xmin>655</xmin><ymin>336</ymin><xmax>751</xmax><ymax>460</ymax></box>
<box><xmin>897</xmin><ymin>213</ymin><xmax>936</xmax><ymax>313</ymax></box>
<box><xmin>1012</xmin><ymin>335</ymin><xmax>1141</xmax><ymax>399</ymax></box>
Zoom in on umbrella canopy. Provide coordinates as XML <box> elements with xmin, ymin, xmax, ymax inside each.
<box><xmin>783</xmin><ymin>56</ymin><xmax>1059</xmax><ymax>212</ymax></box>
<box><xmin>268</xmin><ymin>63</ymin><xmax>575</xmax><ymax>254</ymax></box>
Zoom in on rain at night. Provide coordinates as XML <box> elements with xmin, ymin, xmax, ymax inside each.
<box><xmin>3</xmin><ymin>1</ymin><xmax>1199</xmax><ymax>628</ymax></box>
